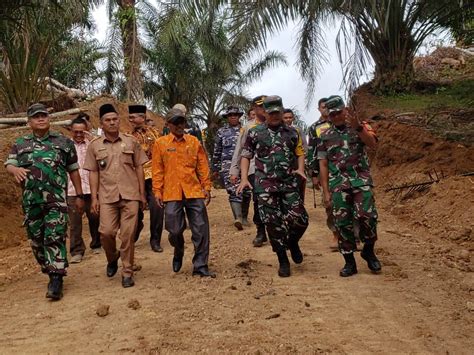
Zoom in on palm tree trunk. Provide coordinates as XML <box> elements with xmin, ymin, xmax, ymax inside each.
<box><xmin>117</xmin><ymin>0</ymin><xmax>143</xmax><ymax>102</ymax></box>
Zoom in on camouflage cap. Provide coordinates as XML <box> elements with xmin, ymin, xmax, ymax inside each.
<box><xmin>251</xmin><ymin>95</ymin><xmax>267</xmax><ymax>107</ymax></box>
<box><xmin>263</xmin><ymin>95</ymin><xmax>283</xmax><ymax>113</ymax></box>
<box><xmin>165</xmin><ymin>108</ymin><xmax>186</xmax><ymax>124</ymax></box>
<box><xmin>325</xmin><ymin>95</ymin><xmax>345</xmax><ymax>113</ymax></box>
<box><xmin>27</xmin><ymin>103</ymin><xmax>48</xmax><ymax>117</ymax></box>
<box><xmin>222</xmin><ymin>106</ymin><xmax>244</xmax><ymax>118</ymax></box>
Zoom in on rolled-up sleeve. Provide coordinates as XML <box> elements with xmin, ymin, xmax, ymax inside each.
<box><xmin>4</xmin><ymin>144</ymin><xmax>18</xmax><ymax>167</ymax></box>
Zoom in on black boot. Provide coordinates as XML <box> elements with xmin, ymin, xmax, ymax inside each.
<box><xmin>340</xmin><ymin>253</ymin><xmax>358</xmax><ymax>277</ymax></box>
<box><xmin>230</xmin><ymin>202</ymin><xmax>243</xmax><ymax>230</ymax></box>
<box><xmin>288</xmin><ymin>240</ymin><xmax>303</xmax><ymax>264</ymax></box>
<box><xmin>276</xmin><ymin>250</ymin><xmax>291</xmax><ymax>277</ymax></box>
<box><xmin>252</xmin><ymin>225</ymin><xmax>267</xmax><ymax>247</ymax></box>
<box><xmin>46</xmin><ymin>274</ymin><xmax>63</xmax><ymax>300</ymax></box>
<box><xmin>241</xmin><ymin>193</ymin><xmax>251</xmax><ymax>226</ymax></box>
<box><xmin>361</xmin><ymin>242</ymin><xmax>382</xmax><ymax>273</ymax></box>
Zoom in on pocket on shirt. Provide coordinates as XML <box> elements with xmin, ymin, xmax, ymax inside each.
<box><xmin>96</xmin><ymin>153</ymin><xmax>108</xmax><ymax>170</ymax></box>
<box><xmin>121</xmin><ymin>150</ymin><xmax>135</xmax><ymax>165</ymax></box>
<box><xmin>17</xmin><ymin>147</ymin><xmax>34</xmax><ymax>167</ymax></box>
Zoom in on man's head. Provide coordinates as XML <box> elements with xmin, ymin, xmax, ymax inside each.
<box><xmin>283</xmin><ymin>108</ymin><xmax>295</xmax><ymax>126</ymax></box>
<box><xmin>128</xmin><ymin>104</ymin><xmax>147</xmax><ymax>129</ymax></box>
<box><xmin>222</xmin><ymin>106</ymin><xmax>243</xmax><ymax>127</ymax></box>
<box><xmin>318</xmin><ymin>97</ymin><xmax>329</xmax><ymax>119</ymax></box>
<box><xmin>263</xmin><ymin>95</ymin><xmax>284</xmax><ymax>127</ymax></box>
<box><xmin>247</xmin><ymin>108</ymin><xmax>256</xmax><ymax>121</ymax></box>
<box><xmin>70</xmin><ymin>117</ymin><xmax>88</xmax><ymax>143</ymax></box>
<box><xmin>27</xmin><ymin>103</ymin><xmax>50</xmax><ymax>133</ymax></box>
<box><xmin>166</xmin><ymin>108</ymin><xmax>186</xmax><ymax>138</ymax></box>
<box><xmin>99</xmin><ymin>103</ymin><xmax>120</xmax><ymax>134</ymax></box>
<box><xmin>251</xmin><ymin>95</ymin><xmax>267</xmax><ymax>122</ymax></box>
<box><xmin>172</xmin><ymin>103</ymin><xmax>187</xmax><ymax>116</ymax></box>
<box><xmin>325</xmin><ymin>95</ymin><xmax>347</xmax><ymax>125</ymax></box>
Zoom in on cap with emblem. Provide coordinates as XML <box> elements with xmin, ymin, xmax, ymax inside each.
<box><xmin>165</xmin><ymin>108</ymin><xmax>186</xmax><ymax>125</ymax></box>
<box><xmin>263</xmin><ymin>95</ymin><xmax>283</xmax><ymax>113</ymax></box>
<box><xmin>99</xmin><ymin>103</ymin><xmax>117</xmax><ymax>118</ymax></box>
<box><xmin>128</xmin><ymin>104</ymin><xmax>147</xmax><ymax>114</ymax></box>
<box><xmin>325</xmin><ymin>95</ymin><xmax>345</xmax><ymax>114</ymax></box>
<box><xmin>222</xmin><ymin>106</ymin><xmax>244</xmax><ymax>118</ymax></box>
<box><xmin>251</xmin><ymin>95</ymin><xmax>267</xmax><ymax>107</ymax></box>
<box><xmin>27</xmin><ymin>103</ymin><xmax>49</xmax><ymax>118</ymax></box>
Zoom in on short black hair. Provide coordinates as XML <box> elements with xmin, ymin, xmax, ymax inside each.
<box><xmin>247</xmin><ymin>108</ymin><xmax>255</xmax><ymax>116</ymax></box>
<box><xmin>318</xmin><ymin>97</ymin><xmax>328</xmax><ymax>107</ymax></box>
<box><xmin>283</xmin><ymin>108</ymin><xmax>294</xmax><ymax>115</ymax></box>
<box><xmin>71</xmin><ymin>117</ymin><xmax>88</xmax><ymax>127</ymax></box>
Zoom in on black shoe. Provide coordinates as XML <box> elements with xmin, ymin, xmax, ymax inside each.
<box><xmin>46</xmin><ymin>274</ymin><xmax>63</xmax><ymax>300</ymax></box>
<box><xmin>192</xmin><ymin>267</ymin><xmax>216</xmax><ymax>278</ymax></box>
<box><xmin>288</xmin><ymin>242</ymin><xmax>303</xmax><ymax>264</ymax></box>
<box><xmin>151</xmin><ymin>240</ymin><xmax>163</xmax><ymax>253</ymax></box>
<box><xmin>361</xmin><ymin>243</ymin><xmax>382</xmax><ymax>273</ymax></box>
<box><xmin>172</xmin><ymin>255</ymin><xmax>183</xmax><ymax>273</ymax></box>
<box><xmin>122</xmin><ymin>276</ymin><xmax>135</xmax><ymax>288</ymax></box>
<box><xmin>276</xmin><ymin>250</ymin><xmax>291</xmax><ymax>277</ymax></box>
<box><xmin>106</xmin><ymin>253</ymin><xmax>120</xmax><ymax>277</ymax></box>
<box><xmin>252</xmin><ymin>228</ymin><xmax>267</xmax><ymax>247</ymax></box>
<box><xmin>340</xmin><ymin>253</ymin><xmax>358</xmax><ymax>277</ymax></box>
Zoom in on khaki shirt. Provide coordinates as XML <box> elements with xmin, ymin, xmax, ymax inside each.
<box><xmin>83</xmin><ymin>133</ymin><xmax>148</xmax><ymax>204</ymax></box>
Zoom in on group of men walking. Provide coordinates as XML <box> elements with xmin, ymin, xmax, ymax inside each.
<box><xmin>5</xmin><ymin>93</ymin><xmax>382</xmax><ymax>301</ymax></box>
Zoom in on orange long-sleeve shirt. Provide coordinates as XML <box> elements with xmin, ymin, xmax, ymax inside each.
<box><xmin>152</xmin><ymin>133</ymin><xmax>211</xmax><ymax>202</ymax></box>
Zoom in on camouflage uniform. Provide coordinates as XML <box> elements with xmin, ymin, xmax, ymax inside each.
<box><xmin>317</xmin><ymin>122</ymin><xmax>378</xmax><ymax>253</ymax></box>
<box><xmin>212</xmin><ymin>124</ymin><xmax>242</xmax><ymax>203</ymax></box>
<box><xmin>307</xmin><ymin>118</ymin><xmax>337</xmax><ymax>232</ymax></box>
<box><xmin>241</xmin><ymin>123</ymin><xmax>308</xmax><ymax>253</ymax></box>
<box><xmin>5</xmin><ymin>132</ymin><xmax>79</xmax><ymax>274</ymax></box>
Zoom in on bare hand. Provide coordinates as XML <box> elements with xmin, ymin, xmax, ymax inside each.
<box><xmin>323</xmin><ymin>192</ymin><xmax>331</xmax><ymax>209</ymax></box>
<box><xmin>155</xmin><ymin>196</ymin><xmax>164</xmax><ymax>208</ymax></box>
<box><xmin>204</xmin><ymin>190</ymin><xmax>211</xmax><ymax>206</ymax></box>
<box><xmin>11</xmin><ymin>166</ymin><xmax>30</xmax><ymax>184</ymax></box>
<box><xmin>345</xmin><ymin>110</ymin><xmax>361</xmax><ymax>129</ymax></box>
<box><xmin>294</xmin><ymin>170</ymin><xmax>307</xmax><ymax>181</ymax></box>
<box><xmin>140</xmin><ymin>196</ymin><xmax>147</xmax><ymax>211</ymax></box>
<box><xmin>91</xmin><ymin>198</ymin><xmax>100</xmax><ymax>215</ymax></box>
<box><xmin>230</xmin><ymin>175</ymin><xmax>239</xmax><ymax>184</ymax></box>
<box><xmin>312</xmin><ymin>176</ymin><xmax>321</xmax><ymax>190</ymax></box>
<box><xmin>212</xmin><ymin>171</ymin><xmax>220</xmax><ymax>181</ymax></box>
<box><xmin>236</xmin><ymin>180</ymin><xmax>252</xmax><ymax>195</ymax></box>
<box><xmin>75</xmin><ymin>197</ymin><xmax>85</xmax><ymax>215</ymax></box>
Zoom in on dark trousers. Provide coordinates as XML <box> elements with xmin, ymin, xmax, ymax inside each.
<box><xmin>248</xmin><ymin>174</ymin><xmax>264</xmax><ymax>229</ymax></box>
<box><xmin>165</xmin><ymin>198</ymin><xmax>210</xmax><ymax>271</ymax></box>
<box><xmin>135</xmin><ymin>179</ymin><xmax>164</xmax><ymax>245</ymax></box>
<box><xmin>67</xmin><ymin>195</ymin><xmax>100</xmax><ymax>255</ymax></box>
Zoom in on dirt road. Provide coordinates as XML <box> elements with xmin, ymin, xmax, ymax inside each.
<box><xmin>0</xmin><ymin>189</ymin><xmax>472</xmax><ymax>354</ymax></box>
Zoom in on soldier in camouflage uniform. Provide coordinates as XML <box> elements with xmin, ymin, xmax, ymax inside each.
<box><xmin>212</xmin><ymin>106</ymin><xmax>245</xmax><ymax>230</ymax></box>
<box><xmin>317</xmin><ymin>95</ymin><xmax>381</xmax><ymax>277</ymax></box>
<box><xmin>5</xmin><ymin>103</ymin><xmax>85</xmax><ymax>300</ymax></box>
<box><xmin>307</xmin><ymin>97</ymin><xmax>340</xmax><ymax>250</ymax></box>
<box><xmin>128</xmin><ymin>104</ymin><xmax>164</xmax><ymax>252</ymax></box>
<box><xmin>238</xmin><ymin>96</ymin><xmax>308</xmax><ymax>277</ymax></box>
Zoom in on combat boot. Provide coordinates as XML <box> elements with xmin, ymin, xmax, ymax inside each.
<box><xmin>46</xmin><ymin>274</ymin><xmax>63</xmax><ymax>300</ymax></box>
<box><xmin>361</xmin><ymin>242</ymin><xmax>382</xmax><ymax>273</ymax></box>
<box><xmin>276</xmin><ymin>250</ymin><xmax>291</xmax><ymax>277</ymax></box>
<box><xmin>252</xmin><ymin>225</ymin><xmax>267</xmax><ymax>247</ymax></box>
<box><xmin>288</xmin><ymin>239</ymin><xmax>303</xmax><ymax>264</ymax></box>
<box><xmin>339</xmin><ymin>253</ymin><xmax>358</xmax><ymax>277</ymax></box>
<box><xmin>230</xmin><ymin>202</ymin><xmax>243</xmax><ymax>230</ymax></box>
<box><xmin>241</xmin><ymin>194</ymin><xmax>251</xmax><ymax>226</ymax></box>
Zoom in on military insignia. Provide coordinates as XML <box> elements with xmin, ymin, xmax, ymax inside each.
<box><xmin>167</xmin><ymin>148</ymin><xmax>176</xmax><ymax>152</ymax></box>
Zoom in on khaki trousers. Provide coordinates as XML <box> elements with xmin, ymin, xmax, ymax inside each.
<box><xmin>99</xmin><ymin>199</ymin><xmax>139</xmax><ymax>277</ymax></box>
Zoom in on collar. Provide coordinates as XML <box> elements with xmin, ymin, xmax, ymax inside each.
<box><xmin>103</xmin><ymin>133</ymin><xmax>123</xmax><ymax>143</ymax></box>
<box><xmin>170</xmin><ymin>133</ymin><xmax>187</xmax><ymax>142</ymax></box>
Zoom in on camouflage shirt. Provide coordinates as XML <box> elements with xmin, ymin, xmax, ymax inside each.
<box><xmin>317</xmin><ymin>123</ymin><xmax>375</xmax><ymax>192</ymax></box>
<box><xmin>5</xmin><ymin>131</ymin><xmax>79</xmax><ymax>207</ymax></box>
<box><xmin>307</xmin><ymin>117</ymin><xmax>331</xmax><ymax>176</ymax></box>
<box><xmin>130</xmin><ymin>125</ymin><xmax>161</xmax><ymax>180</ymax></box>
<box><xmin>241</xmin><ymin>123</ymin><xmax>304</xmax><ymax>194</ymax></box>
<box><xmin>211</xmin><ymin>124</ymin><xmax>241</xmax><ymax>173</ymax></box>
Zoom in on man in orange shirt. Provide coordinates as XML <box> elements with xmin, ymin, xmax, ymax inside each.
<box><xmin>152</xmin><ymin>109</ymin><xmax>216</xmax><ymax>278</ymax></box>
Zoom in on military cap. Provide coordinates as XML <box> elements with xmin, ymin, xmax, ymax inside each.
<box><xmin>129</xmin><ymin>104</ymin><xmax>147</xmax><ymax>114</ymax></box>
<box><xmin>165</xmin><ymin>108</ymin><xmax>186</xmax><ymax>124</ymax></box>
<box><xmin>222</xmin><ymin>106</ymin><xmax>244</xmax><ymax>118</ymax></box>
<box><xmin>325</xmin><ymin>95</ymin><xmax>345</xmax><ymax>113</ymax></box>
<box><xmin>251</xmin><ymin>95</ymin><xmax>267</xmax><ymax>107</ymax></box>
<box><xmin>99</xmin><ymin>103</ymin><xmax>117</xmax><ymax>118</ymax></box>
<box><xmin>27</xmin><ymin>103</ymin><xmax>49</xmax><ymax>117</ymax></box>
<box><xmin>263</xmin><ymin>95</ymin><xmax>283</xmax><ymax>113</ymax></box>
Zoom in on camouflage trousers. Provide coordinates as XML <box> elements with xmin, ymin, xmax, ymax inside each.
<box><xmin>220</xmin><ymin>160</ymin><xmax>249</xmax><ymax>203</ymax></box>
<box><xmin>257</xmin><ymin>191</ymin><xmax>309</xmax><ymax>253</ymax></box>
<box><xmin>23</xmin><ymin>203</ymin><xmax>69</xmax><ymax>274</ymax></box>
<box><xmin>331</xmin><ymin>186</ymin><xmax>378</xmax><ymax>254</ymax></box>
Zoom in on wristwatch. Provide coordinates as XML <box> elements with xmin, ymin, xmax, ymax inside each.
<box><xmin>76</xmin><ymin>194</ymin><xmax>85</xmax><ymax>200</ymax></box>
